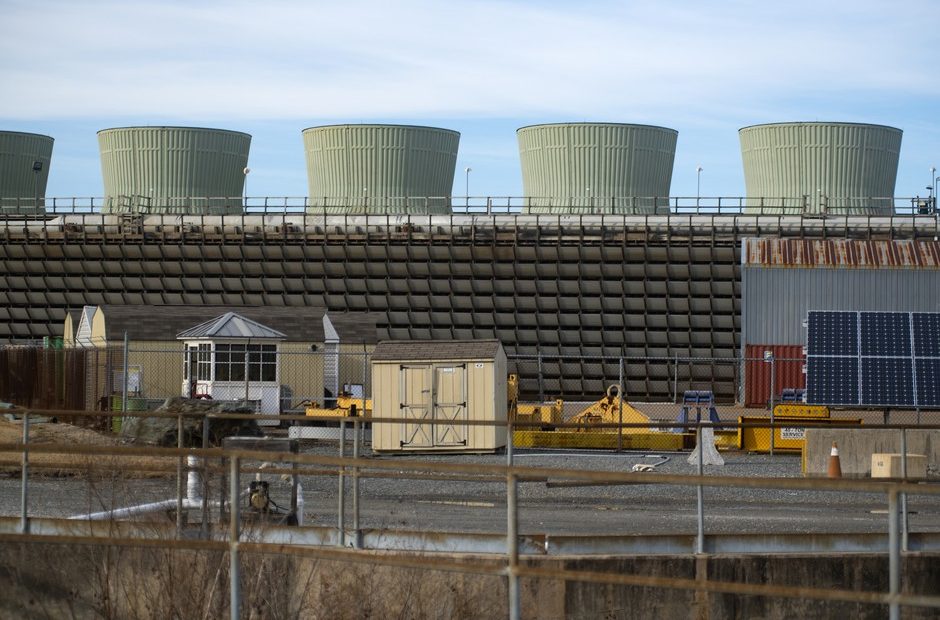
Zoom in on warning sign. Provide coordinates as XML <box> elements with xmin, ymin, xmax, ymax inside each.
<box><xmin>780</xmin><ymin>427</ymin><xmax>805</xmax><ymax>440</ymax></box>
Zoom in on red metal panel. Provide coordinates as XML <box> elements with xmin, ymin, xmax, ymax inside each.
<box><xmin>744</xmin><ymin>344</ymin><xmax>805</xmax><ymax>408</ymax></box>
<box><xmin>744</xmin><ymin>239</ymin><xmax>940</xmax><ymax>269</ymax></box>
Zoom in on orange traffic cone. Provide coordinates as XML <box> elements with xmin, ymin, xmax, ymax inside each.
<box><xmin>827</xmin><ymin>441</ymin><xmax>842</xmax><ymax>478</ymax></box>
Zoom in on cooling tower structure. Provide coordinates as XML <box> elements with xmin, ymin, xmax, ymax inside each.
<box><xmin>302</xmin><ymin>124</ymin><xmax>460</xmax><ymax>214</ymax></box>
<box><xmin>98</xmin><ymin>126</ymin><xmax>251</xmax><ymax>215</ymax></box>
<box><xmin>0</xmin><ymin>131</ymin><xmax>54</xmax><ymax>214</ymax></box>
<box><xmin>517</xmin><ymin>123</ymin><xmax>678</xmax><ymax>214</ymax></box>
<box><xmin>739</xmin><ymin>122</ymin><xmax>902</xmax><ymax>215</ymax></box>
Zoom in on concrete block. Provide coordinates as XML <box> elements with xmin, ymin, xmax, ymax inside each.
<box><xmin>871</xmin><ymin>453</ymin><xmax>927</xmax><ymax>479</ymax></box>
<box><xmin>803</xmin><ymin>429</ymin><xmax>940</xmax><ymax>477</ymax></box>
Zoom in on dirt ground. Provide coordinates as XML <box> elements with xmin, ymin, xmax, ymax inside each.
<box><xmin>0</xmin><ymin>416</ymin><xmax>175</xmax><ymax>478</ymax></box>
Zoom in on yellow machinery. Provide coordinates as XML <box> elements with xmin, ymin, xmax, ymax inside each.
<box><xmin>510</xmin><ymin>380</ymin><xmax>683</xmax><ymax>450</ymax></box>
<box><xmin>305</xmin><ymin>394</ymin><xmax>372</xmax><ymax>419</ymax></box>
<box><xmin>738</xmin><ymin>403</ymin><xmax>863</xmax><ymax>453</ymax></box>
<box><xmin>508</xmin><ymin>374</ymin><xmax>563</xmax><ymax>428</ymax></box>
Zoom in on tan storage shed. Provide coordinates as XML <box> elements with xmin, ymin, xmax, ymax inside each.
<box><xmin>371</xmin><ymin>340</ymin><xmax>507</xmax><ymax>453</ymax></box>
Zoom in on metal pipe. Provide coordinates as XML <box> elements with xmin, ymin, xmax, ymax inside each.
<box><xmin>618</xmin><ymin>359</ymin><xmax>624</xmax><ymax>453</ymax></box>
<box><xmin>20</xmin><ymin>409</ymin><xmax>29</xmax><ymax>534</ymax></box>
<box><xmin>901</xmin><ymin>429</ymin><xmax>909</xmax><ymax>552</ymax></box>
<box><xmin>506</xmin><ymin>417</ymin><xmax>513</xmax><ymax>466</ymax></box>
<box><xmin>352</xmin><ymin>418</ymin><xmax>361</xmax><ymax>549</ymax></box>
<box><xmin>696</xmin><ymin>423</ymin><xmax>705</xmax><ymax>554</ymax></box>
<box><xmin>229</xmin><ymin>455</ymin><xmax>241</xmax><ymax>620</ymax></box>
<box><xmin>122</xmin><ymin>331</ymin><xmax>129</xmax><ymax>414</ymax></box>
<box><xmin>338</xmin><ymin>419</ymin><xmax>346</xmax><ymax>547</ymax></box>
<box><xmin>888</xmin><ymin>489</ymin><xmax>900</xmax><ymax>620</ymax></box>
<box><xmin>507</xmin><ymin>470</ymin><xmax>520</xmax><ymax>620</ymax></box>
<box><xmin>769</xmin><ymin>356</ymin><xmax>775</xmax><ymax>456</ymax></box>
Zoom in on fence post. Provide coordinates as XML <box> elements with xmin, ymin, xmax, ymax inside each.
<box><xmin>618</xmin><ymin>358</ymin><xmax>624</xmax><ymax>453</ymax></box>
<box><xmin>673</xmin><ymin>353</ymin><xmax>678</xmax><ymax>403</ymax></box>
<box><xmin>537</xmin><ymin>352</ymin><xmax>544</xmax><ymax>403</ymax></box>
<box><xmin>20</xmin><ymin>409</ymin><xmax>29</xmax><ymax>534</ymax></box>
<box><xmin>888</xmin><ymin>488</ymin><xmax>900</xmax><ymax>620</ymax></box>
<box><xmin>177</xmin><ymin>410</ymin><xmax>184</xmax><ymax>536</ymax></box>
<box><xmin>338</xmin><ymin>418</ymin><xmax>346</xmax><ymax>547</ymax></box>
<box><xmin>696</xmin><ymin>422</ymin><xmax>705</xmax><ymax>554</ymax></box>
<box><xmin>122</xmin><ymin>332</ymin><xmax>129</xmax><ymax>416</ymax></box>
<box><xmin>769</xmin><ymin>356</ymin><xmax>775</xmax><ymax>456</ymax></box>
<box><xmin>352</xmin><ymin>417</ymin><xmax>361</xmax><ymax>549</ymax></box>
<box><xmin>229</xmin><ymin>455</ymin><xmax>241</xmax><ymax>620</ymax></box>
<box><xmin>202</xmin><ymin>413</ymin><xmax>210</xmax><ymax>539</ymax></box>
<box><xmin>900</xmin><ymin>428</ymin><xmax>909</xmax><ymax>552</ymax></box>
<box><xmin>506</xmin><ymin>466</ymin><xmax>520</xmax><ymax>620</ymax></box>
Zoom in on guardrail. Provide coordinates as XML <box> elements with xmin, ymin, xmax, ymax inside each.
<box><xmin>2</xmin><ymin>408</ymin><xmax>939</xmax><ymax>618</ymax></box>
<box><xmin>0</xmin><ymin>195</ymin><xmax>936</xmax><ymax>216</ymax></box>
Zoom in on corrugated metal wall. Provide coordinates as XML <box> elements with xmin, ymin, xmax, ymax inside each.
<box><xmin>98</xmin><ymin>127</ymin><xmax>250</xmax><ymax>215</ymax></box>
<box><xmin>742</xmin><ymin>268</ymin><xmax>940</xmax><ymax>346</ymax></box>
<box><xmin>0</xmin><ymin>131</ymin><xmax>53</xmax><ymax>214</ymax></box>
<box><xmin>743</xmin><ymin>344</ymin><xmax>805</xmax><ymax>408</ymax></box>
<box><xmin>739</xmin><ymin>122</ymin><xmax>901</xmax><ymax>215</ymax></box>
<box><xmin>303</xmin><ymin>124</ymin><xmax>460</xmax><ymax>214</ymax></box>
<box><xmin>517</xmin><ymin>123</ymin><xmax>677</xmax><ymax>213</ymax></box>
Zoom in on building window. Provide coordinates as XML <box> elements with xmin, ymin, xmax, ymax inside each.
<box><xmin>215</xmin><ymin>343</ymin><xmax>277</xmax><ymax>382</ymax></box>
<box><xmin>187</xmin><ymin>344</ymin><xmax>212</xmax><ymax>381</ymax></box>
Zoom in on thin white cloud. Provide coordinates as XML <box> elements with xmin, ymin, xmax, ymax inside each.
<box><xmin>1</xmin><ymin>0</ymin><xmax>936</xmax><ymax>122</ymax></box>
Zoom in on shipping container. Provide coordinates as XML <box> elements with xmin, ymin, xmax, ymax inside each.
<box><xmin>743</xmin><ymin>344</ymin><xmax>805</xmax><ymax>408</ymax></box>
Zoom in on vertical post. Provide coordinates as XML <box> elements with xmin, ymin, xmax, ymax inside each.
<box><xmin>202</xmin><ymin>414</ymin><xmax>210</xmax><ymax>539</ymax></box>
<box><xmin>229</xmin><ymin>455</ymin><xmax>241</xmax><ymax>620</ymax></box>
<box><xmin>673</xmin><ymin>353</ymin><xmax>679</xmax><ymax>403</ymax></box>
<box><xmin>506</xmin><ymin>417</ymin><xmax>514</xmax><ymax>466</ymax></box>
<box><xmin>617</xmin><ymin>359</ymin><xmax>624</xmax><ymax>453</ymax></box>
<box><xmin>19</xmin><ymin>409</ymin><xmax>29</xmax><ymax>534</ymax></box>
<box><xmin>696</xmin><ymin>423</ymin><xmax>705</xmax><ymax>554</ymax></box>
<box><xmin>900</xmin><ymin>428</ymin><xmax>909</xmax><ymax>552</ymax></box>
<box><xmin>506</xmin><ymin>468</ymin><xmax>520</xmax><ymax>620</ymax></box>
<box><xmin>352</xmin><ymin>418</ymin><xmax>361</xmax><ymax>549</ymax></box>
<box><xmin>537</xmin><ymin>352</ymin><xmax>544</xmax><ymax>403</ymax></box>
<box><xmin>769</xmin><ymin>356</ymin><xmax>775</xmax><ymax>455</ymax></box>
<box><xmin>177</xmin><ymin>410</ymin><xmax>184</xmax><ymax>536</ymax></box>
<box><xmin>338</xmin><ymin>418</ymin><xmax>346</xmax><ymax>547</ymax></box>
<box><xmin>888</xmin><ymin>489</ymin><xmax>900</xmax><ymax>620</ymax></box>
<box><xmin>122</xmin><ymin>331</ymin><xmax>129</xmax><ymax>414</ymax></box>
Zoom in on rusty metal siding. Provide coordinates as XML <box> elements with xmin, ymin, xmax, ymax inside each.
<box><xmin>744</xmin><ymin>238</ymin><xmax>940</xmax><ymax>269</ymax></box>
<box><xmin>742</xmin><ymin>267</ymin><xmax>940</xmax><ymax>346</ymax></box>
<box><xmin>744</xmin><ymin>344</ymin><xmax>805</xmax><ymax>408</ymax></box>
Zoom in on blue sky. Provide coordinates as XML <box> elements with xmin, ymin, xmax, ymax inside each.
<box><xmin>1</xmin><ymin>0</ymin><xmax>938</xmax><ymax>199</ymax></box>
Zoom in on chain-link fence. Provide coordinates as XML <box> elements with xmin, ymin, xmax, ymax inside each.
<box><xmin>1</xmin><ymin>345</ymin><xmax>935</xmax><ymax>455</ymax></box>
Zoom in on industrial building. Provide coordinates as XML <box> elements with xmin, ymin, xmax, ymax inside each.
<box><xmin>0</xmin><ymin>130</ymin><xmax>53</xmax><ymax>214</ymax></box>
<box><xmin>739</xmin><ymin>122</ymin><xmax>903</xmax><ymax>215</ymax></box>
<box><xmin>517</xmin><ymin>123</ymin><xmax>677</xmax><ymax>213</ymax></box>
<box><xmin>98</xmin><ymin>126</ymin><xmax>251</xmax><ymax>215</ymax></box>
<box><xmin>0</xmin><ymin>119</ymin><xmax>936</xmax><ymax>404</ymax></box>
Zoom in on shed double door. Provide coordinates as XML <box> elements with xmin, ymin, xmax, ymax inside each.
<box><xmin>399</xmin><ymin>364</ymin><xmax>468</xmax><ymax>448</ymax></box>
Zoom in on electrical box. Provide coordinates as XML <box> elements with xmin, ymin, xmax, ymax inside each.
<box><xmin>871</xmin><ymin>453</ymin><xmax>927</xmax><ymax>479</ymax></box>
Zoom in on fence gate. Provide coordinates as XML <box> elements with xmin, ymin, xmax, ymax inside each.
<box><xmin>399</xmin><ymin>365</ymin><xmax>432</xmax><ymax>448</ymax></box>
<box><xmin>432</xmin><ymin>364</ymin><xmax>468</xmax><ymax>447</ymax></box>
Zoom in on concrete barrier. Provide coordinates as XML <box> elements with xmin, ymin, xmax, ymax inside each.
<box><xmin>804</xmin><ymin>429</ymin><xmax>940</xmax><ymax>477</ymax></box>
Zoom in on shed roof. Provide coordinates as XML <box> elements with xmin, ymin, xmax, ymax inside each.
<box><xmin>88</xmin><ymin>305</ymin><xmax>378</xmax><ymax>343</ymax></box>
<box><xmin>176</xmin><ymin>312</ymin><xmax>287</xmax><ymax>340</ymax></box>
<box><xmin>372</xmin><ymin>340</ymin><xmax>503</xmax><ymax>362</ymax></box>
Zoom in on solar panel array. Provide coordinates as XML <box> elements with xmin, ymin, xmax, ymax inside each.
<box><xmin>806</xmin><ymin>311</ymin><xmax>940</xmax><ymax>408</ymax></box>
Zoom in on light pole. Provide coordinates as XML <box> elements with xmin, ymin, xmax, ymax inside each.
<box><xmin>464</xmin><ymin>167</ymin><xmax>472</xmax><ymax>207</ymax></box>
<box><xmin>764</xmin><ymin>350</ymin><xmax>775</xmax><ymax>455</ymax></box>
<box><xmin>31</xmin><ymin>160</ymin><xmax>43</xmax><ymax>212</ymax></box>
<box><xmin>930</xmin><ymin>166</ymin><xmax>937</xmax><ymax>210</ymax></box>
<box><xmin>696</xmin><ymin>165</ymin><xmax>703</xmax><ymax>209</ymax></box>
<box><xmin>242</xmin><ymin>167</ymin><xmax>250</xmax><ymax>209</ymax></box>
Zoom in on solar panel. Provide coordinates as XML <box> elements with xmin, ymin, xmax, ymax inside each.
<box><xmin>807</xmin><ymin>311</ymin><xmax>857</xmax><ymax>356</ymax></box>
<box><xmin>860</xmin><ymin>312</ymin><xmax>911</xmax><ymax>357</ymax></box>
<box><xmin>915</xmin><ymin>358</ymin><xmax>940</xmax><ymax>407</ymax></box>
<box><xmin>861</xmin><ymin>357</ymin><xmax>914</xmax><ymax>406</ymax></box>
<box><xmin>806</xmin><ymin>356</ymin><xmax>859</xmax><ymax>405</ymax></box>
<box><xmin>913</xmin><ymin>313</ymin><xmax>940</xmax><ymax>357</ymax></box>
<box><xmin>805</xmin><ymin>310</ymin><xmax>940</xmax><ymax>408</ymax></box>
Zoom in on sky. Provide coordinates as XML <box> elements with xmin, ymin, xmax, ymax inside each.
<box><xmin>1</xmin><ymin>0</ymin><xmax>938</xmax><ymax>200</ymax></box>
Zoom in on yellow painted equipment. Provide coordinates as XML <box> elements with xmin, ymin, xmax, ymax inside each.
<box><xmin>514</xmin><ymin>430</ymin><xmax>684</xmax><ymax>450</ymax></box>
<box><xmin>739</xmin><ymin>416</ymin><xmax>863</xmax><ymax>453</ymax></box>
<box><xmin>568</xmin><ymin>385</ymin><xmax>652</xmax><ymax>433</ymax></box>
<box><xmin>305</xmin><ymin>395</ymin><xmax>372</xmax><ymax>419</ymax></box>
<box><xmin>508</xmin><ymin>374</ymin><xmax>563</xmax><ymax>428</ymax></box>
<box><xmin>771</xmin><ymin>403</ymin><xmax>830</xmax><ymax>419</ymax></box>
